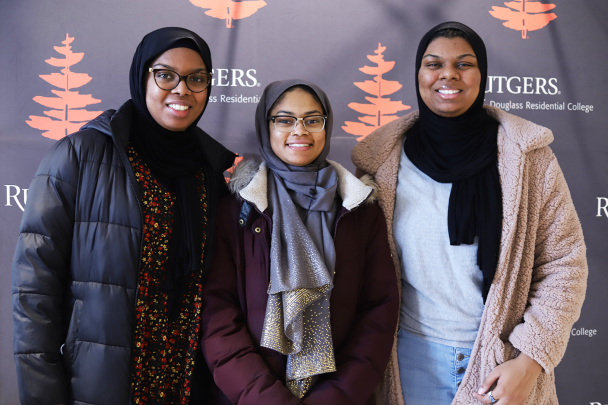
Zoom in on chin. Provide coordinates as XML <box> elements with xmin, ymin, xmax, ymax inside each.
<box><xmin>285</xmin><ymin>158</ymin><xmax>313</xmax><ymax>167</ymax></box>
<box><xmin>163</xmin><ymin>120</ymin><xmax>192</xmax><ymax>132</ymax></box>
<box><xmin>432</xmin><ymin>106</ymin><xmax>467</xmax><ymax>118</ymax></box>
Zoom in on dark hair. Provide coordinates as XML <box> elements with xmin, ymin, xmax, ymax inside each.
<box><xmin>269</xmin><ymin>84</ymin><xmax>325</xmax><ymax>115</ymax></box>
<box><xmin>428</xmin><ymin>28</ymin><xmax>471</xmax><ymax>45</ymax></box>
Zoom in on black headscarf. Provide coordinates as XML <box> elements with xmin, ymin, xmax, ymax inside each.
<box><xmin>128</xmin><ymin>27</ymin><xmax>213</xmax><ymax>309</ymax></box>
<box><xmin>403</xmin><ymin>22</ymin><xmax>502</xmax><ymax>302</ymax></box>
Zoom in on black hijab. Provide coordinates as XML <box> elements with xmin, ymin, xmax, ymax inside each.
<box><xmin>403</xmin><ymin>22</ymin><xmax>502</xmax><ymax>302</ymax></box>
<box><xmin>128</xmin><ymin>27</ymin><xmax>213</xmax><ymax>309</ymax></box>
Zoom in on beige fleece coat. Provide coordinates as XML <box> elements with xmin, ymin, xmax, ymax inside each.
<box><xmin>351</xmin><ymin>106</ymin><xmax>588</xmax><ymax>405</ymax></box>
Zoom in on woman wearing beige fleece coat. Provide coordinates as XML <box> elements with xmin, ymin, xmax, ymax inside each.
<box><xmin>352</xmin><ymin>22</ymin><xmax>587</xmax><ymax>405</ymax></box>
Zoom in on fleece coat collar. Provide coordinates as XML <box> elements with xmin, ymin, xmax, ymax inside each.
<box><xmin>228</xmin><ymin>159</ymin><xmax>377</xmax><ymax>213</ymax></box>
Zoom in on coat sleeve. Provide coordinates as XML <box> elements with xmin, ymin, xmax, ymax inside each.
<box><xmin>12</xmin><ymin>137</ymin><xmax>79</xmax><ymax>404</ymax></box>
<box><xmin>201</xmin><ymin>201</ymin><xmax>304</xmax><ymax>405</ymax></box>
<box><xmin>508</xmin><ymin>153</ymin><xmax>588</xmax><ymax>373</ymax></box>
<box><xmin>304</xmin><ymin>204</ymin><xmax>399</xmax><ymax>405</ymax></box>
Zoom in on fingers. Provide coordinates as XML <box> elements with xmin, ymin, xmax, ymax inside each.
<box><xmin>474</xmin><ymin>368</ymin><xmax>501</xmax><ymax>404</ymax></box>
<box><xmin>473</xmin><ymin>390</ymin><xmax>500</xmax><ymax>404</ymax></box>
<box><xmin>478</xmin><ymin>368</ymin><xmax>500</xmax><ymax>396</ymax></box>
<box><xmin>472</xmin><ymin>391</ymin><xmax>493</xmax><ymax>404</ymax></box>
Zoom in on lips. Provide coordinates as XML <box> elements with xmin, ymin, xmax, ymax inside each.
<box><xmin>437</xmin><ymin>89</ymin><xmax>461</xmax><ymax>95</ymax></box>
<box><xmin>435</xmin><ymin>87</ymin><xmax>462</xmax><ymax>100</ymax></box>
<box><xmin>286</xmin><ymin>143</ymin><xmax>312</xmax><ymax>147</ymax></box>
<box><xmin>286</xmin><ymin>142</ymin><xmax>313</xmax><ymax>150</ymax></box>
<box><xmin>166</xmin><ymin>102</ymin><xmax>193</xmax><ymax>119</ymax></box>
<box><xmin>168</xmin><ymin>103</ymin><xmax>190</xmax><ymax>111</ymax></box>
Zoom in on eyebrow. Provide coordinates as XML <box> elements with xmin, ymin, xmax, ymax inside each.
<box><xmin>275</xmin><ymin>109</ymin><xmax>323</xmax><ymax>115</ymax></box>
<box><xmin>423</xmin><ymin>53</ymin><xmax>477</xmax><ymax>59</ymax></box>
<box><xmin>152</xmin><ymin>63</ymin><xmax>208</xmax><ymax>73</ymax></box>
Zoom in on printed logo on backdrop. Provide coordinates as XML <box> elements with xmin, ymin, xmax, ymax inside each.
<box><xmin>5</xmin><ymin>185</ymin><xmax>28</xmax><ymax>212</ymax></box>
<box><xmin>207</xmin><ymin>68</ymin><xmax>262</xmax><ymax>104</ymax></box>
<box><xmin>342</xmin><ymin>43</ymin><xmax>410</xmax><ymax>142</ymax></box>
<box><xmin>597</xmin><ymin>198</ymin><xmax>608</xmax><ymax>218</ymax></box>
<box><xmin>26</xmin><ymin>34</ymin><xmax>102</xmax><ymax>140</ymax></box>
<box><xmin>189</xmin><ymin>0</ymin><xmax>267</xmax><ymax>28</ymax></box>
<box><xmin>571</xmin><ymin>327</ymin><xmax>597</xmax><ymax>338</ymax></box>
<box><xmin>489</xmin><ymin>0</ymin><xmax>557</xmax><ymax>39</ymax></box>
<box><xmin>484</xmin><ymin>75</ymin><xmax>595</xmax><ymax>113</ymax></box>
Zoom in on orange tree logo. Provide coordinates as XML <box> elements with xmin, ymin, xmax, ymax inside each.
<box><xmin>342</xmin><ymin>43</ymin><xmax>410</xmax><ymax>142</ymax></box>
<box><xmin>189</xmin><ymin>0</ymin><xmax>267</xmax><ymax>28</ymax></box>
<box><xmin>489</xmin><ymin>0</ymin><xmax>557</xmax><ymax>39</ymax></box>
<box><xmin>26</xmin><ymin>33</ymin><xmax>102</xmax><ymax>140</ymax></box>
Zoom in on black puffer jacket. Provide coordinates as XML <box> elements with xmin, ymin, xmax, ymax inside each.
<box><xmin>12</xmin><ymin>100</ymin><xmax>236</xmax><ymax>405</ymax></box>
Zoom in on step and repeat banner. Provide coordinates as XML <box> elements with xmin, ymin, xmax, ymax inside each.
<box><xmin>0</xmin><ymin>0</ymin><xmax>605</xmax><ymax>403</ymax></box>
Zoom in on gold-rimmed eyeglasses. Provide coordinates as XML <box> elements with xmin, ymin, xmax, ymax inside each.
<box><xmin>268</xmin><ymin>115</ymin><xmax>328</xmax><ymax>133</ymax></box>
<box><xmin>148</xmin><ymin>68</ymin><xmax>212</xmax><ymax>93</ymax></box>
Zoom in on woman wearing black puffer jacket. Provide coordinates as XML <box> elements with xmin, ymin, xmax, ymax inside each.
<box><xmin>11</xmin><ymin>27</ymin><xmax>235</xmax><ymax>405</ymax></box>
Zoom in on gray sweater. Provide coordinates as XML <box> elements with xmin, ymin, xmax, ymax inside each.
<box><xmin>393</xmin><ymin>145</ymin><xmax>484</xmax><ymax>349</ymax></box>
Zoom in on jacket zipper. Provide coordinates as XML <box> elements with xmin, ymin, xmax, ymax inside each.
<box><xmin>125</xmin><ymin>168</ymin><xmax>144</xmax><ymax>405</ymax></box>
<box><xmin>111</xmin><ymin>135</ymin><xmax>144</xmax><ymax>405</ymax></box>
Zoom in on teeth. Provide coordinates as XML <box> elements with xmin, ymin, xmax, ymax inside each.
<box><xmin>169</xmin><ymin>104</ymin><xmax>190</xmax><ymax>111</ymax></box>
<box><xmin>438</xmin><ymin>89</ymin><xmax>460</xmax><ymax>94</ymax></box>
<box><xmin>288</xmin><ymin>144</ymin><xmax>311</xmax><ymax>147</ymax></box>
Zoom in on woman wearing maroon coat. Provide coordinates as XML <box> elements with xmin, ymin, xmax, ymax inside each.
<box><xmin>200</xmin><ymin>79</ymin><xmax>399</xmax><ymax>404</ymax></box>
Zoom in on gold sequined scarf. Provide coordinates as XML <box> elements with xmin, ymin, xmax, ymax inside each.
<box><xmin>260</xmin><ymin>172</ymin><xmax>338</xmax><ymax>398</ymax></box>
<box><xmin>255</xmin><ymin>79</ymin><xmax>339</xmax><ymax>398</ymax></box>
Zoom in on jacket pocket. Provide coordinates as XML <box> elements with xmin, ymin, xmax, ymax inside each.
<box><xmin>493</xmin><ymin>337</ymin><xmax>553</xmax><ymax>404</ymax></box>
<box><xmin>493</xmin><ymin>336</ymin><xmax>519</xmax><ymax>366</ymax></box>
<box><xmin>63</xmin><ymin>299</ymin><xmax>83</xmax><ymax>369</ymax></box>
<box><xmin>524</xmin><ymin>367</ymin><xmax>554</xmax><ymax>405</ymax></box>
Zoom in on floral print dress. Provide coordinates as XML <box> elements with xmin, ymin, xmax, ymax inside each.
<box><xmin>128</xmin><ymin>146</ymin><xmax>208</xmax><ymax>405</ymax></box>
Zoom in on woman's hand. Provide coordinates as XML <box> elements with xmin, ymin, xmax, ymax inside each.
<box><xmin>473</xmin><ymin>353</ymin><xmax>542</xmax><ymax>404</ymax></box>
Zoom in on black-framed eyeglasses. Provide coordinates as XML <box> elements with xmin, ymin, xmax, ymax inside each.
<box><xmin>268</xmin><ymin>115</ymin><xmax>328</xmax><ymax>133</ymax></box>
<box><xmin>148</xmin><ymin>68</ymin><xmax>212</xmax><ymax>93</ymax></box>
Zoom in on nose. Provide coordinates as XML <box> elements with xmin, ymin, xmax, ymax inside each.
<box><xmin>440</xmin><ymin>65</ymin><xmax>460</xmax><ymax>81</ymax></box>
<box><xmin>172</xmin><ymin>77</ymin><xmax>191</xmax><ymax>96</ymax></box>
<box><xmin>291</xmin><ymin>119</ymin><xmax>309</xmax><ymax>136</ymax></box>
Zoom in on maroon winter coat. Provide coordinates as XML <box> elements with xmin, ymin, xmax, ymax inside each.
<box><xmin>201</xmin><ymin>160</ymin><xmax>399</xmax><ymax>405</ymax></box>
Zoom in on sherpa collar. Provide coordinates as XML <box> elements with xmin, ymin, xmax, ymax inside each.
<box><xmin>229</xmin><ymin>159</ymin><xmax>377</xmax><ymax>213</ymax></box>
<box><xmin>351</xmin><ymin>105</ymin><xmax>554</xmax><ymax>178</ymax></box>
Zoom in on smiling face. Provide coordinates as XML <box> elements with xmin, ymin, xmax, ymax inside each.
<box><xmin>268</xmin><ymin>88</ymin><xmax>326</xmax><ymax>167</ymax></box>
<box><xmin>145</xmin><ymin>47</ymin><xmax>208</xmax><ymax>131</ymax></box>
<box><xmin>418</xmin><ymin>36</ymin><xmax>481</xmax><ymax>118</ymax></box>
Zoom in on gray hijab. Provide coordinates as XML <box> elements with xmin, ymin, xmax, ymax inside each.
<box><xmin>256</xmin><ymin>80</ymin><xmax>339</xmax><ymax>398</ymax></box>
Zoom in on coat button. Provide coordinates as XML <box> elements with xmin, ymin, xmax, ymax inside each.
<box><xmin>254</xmin><ymin>227</ymin><xmax>261</xmax><ymax>233</ymax></box>
<box><xmin>457</xmin><ymin>353</ymin><xmax>465</xmax><ymax>361</ymax></box>
<box><xmin>457</xmin><ymin>367</ymin><xmax>465</xmax><ymax>374</ymax></box>
<box><xmin>238</xmin><ymin>219</ymin><xmax>245</xmax><ymax>225</ymax></box>
<box><xmin>457</xmin><ymin>381</ymin><xmax>461</xmax><ymax>387</ymax></box>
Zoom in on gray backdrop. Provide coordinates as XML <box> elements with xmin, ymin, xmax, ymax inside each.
<box><xmin>0</xmin><ymin>0</ymin><xmax>606</xmax><ymax>403</ymax></box>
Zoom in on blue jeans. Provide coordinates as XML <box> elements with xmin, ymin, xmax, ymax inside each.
<box><xmin>397</xmin><ymin>329</ymin><xmax>472</xmax><ymax>405</ymax></box>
